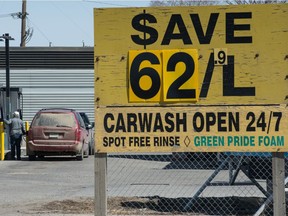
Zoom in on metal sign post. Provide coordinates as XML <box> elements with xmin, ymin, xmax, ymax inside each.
<box><xmin>272</xmin><ymin>152</ymin><xmax>286</xmax><ymax>215</ymax></box>
<box><xmin>94</xmin><ymin>153</ymin><xmax>107</xmax><ymax>216</ymax></box>
<box><xmin>0</xmin><ymin>33</ymin><xmax>14</xmax><ymax>118</ymax></box>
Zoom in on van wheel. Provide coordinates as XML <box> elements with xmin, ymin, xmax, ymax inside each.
<box><xmin>89</xmin><ymin>139</ymin><xmax>95</xmax><ymax>155</ymax></box>
<box><xmin>38</xmin><ymin>155</ymin><xmax>45</xmax><ymax>160</ymax></box>
<box><xmin>84</xmin><ymin>148</ymin><xmax>89</xmax><ymax>158</ymax></box>
<box><xmin>76</xmin><ymin>147</ymin><xmax>84</xmax><ymax>161</ymax></box>
<box><xmin>88</xmin><ymin>144</ymin><xmax>92</xmax><ymax>155</ymax></box>
<box><xmin>28</xmin><ymin>155</ymin><xmax>36</xmax><ymax>161</ymax></box>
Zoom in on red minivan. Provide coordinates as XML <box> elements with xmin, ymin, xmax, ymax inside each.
<box><xmin>27</xmin><ymin>108</ymin><xmax>89</xmax><ymax>161</ymax></box>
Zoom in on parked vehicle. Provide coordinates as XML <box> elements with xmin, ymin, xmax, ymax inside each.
<box><xmin>80</xmin><ymin>112</ymin><xmax>95</xmax><ymax>155</ymax></box>
<box><xmin>27</xmin><ymin>108</ymin><xmax>89</xmax><ymax>161</ymax></box>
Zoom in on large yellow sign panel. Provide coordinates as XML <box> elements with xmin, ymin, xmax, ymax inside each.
<box><xmin>94</xmin><ymin>4</ymin><xmax>288</xmax><ymax>106</ymax></box>
<box><xmin>95</xmin><ymin>105</ymin><xmax>288</xmax><ymax>153</ymax></box>
<box><xmin>94</xmin><ymin>4</ymin><xmax>288</xmax><ymax>153</ymax></box>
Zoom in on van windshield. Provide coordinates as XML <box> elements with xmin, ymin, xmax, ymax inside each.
<box><xmin>32</xmin><ymin>113</ymin><xmax>77</xmax><ymax>127</ymax></box>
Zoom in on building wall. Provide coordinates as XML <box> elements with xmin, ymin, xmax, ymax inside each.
<box><xmin>0</xmin><ymin>47</ymin><xmax>94</xmax><ymax>123</ymax></box>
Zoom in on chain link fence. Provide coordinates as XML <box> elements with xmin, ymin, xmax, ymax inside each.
<box><xmin>107</xmin><ymin>152</ymin><xmax>287</xmax><ymax>215</ymax></box>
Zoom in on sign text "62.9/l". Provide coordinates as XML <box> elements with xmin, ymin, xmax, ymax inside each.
<box><xmin>128</xmin><ymin>49</ymin><xmax>256</xmax><ymax>103</ymax></box>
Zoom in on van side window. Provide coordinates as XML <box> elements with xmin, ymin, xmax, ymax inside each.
<box><xmin>76</xmin><ymin>113</ymin><xmax>85</xmax><ymax>128</ymax></box>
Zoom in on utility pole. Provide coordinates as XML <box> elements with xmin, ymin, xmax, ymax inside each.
<box><xmin>20</xmin><ymin>0</ymin><xmax>27</xmax><ymax>47</ymax></box>
<box><xmin>0</xmin><ymin>33</ymin><xmax>14</xmax><ymax>118</ymax></box>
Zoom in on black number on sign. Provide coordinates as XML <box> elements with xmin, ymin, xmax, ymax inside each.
<box><xmin>257</xmin><ymin>112</ymin><xmax>266</xmax><ymax>132</ymax></box>
<box><xmin>217</xmin><ymin>50</ymin><xmax>226</xmax><ymax>64</ymax></box>
<box><xmin>246</xmin><ymin>112</ymin><xmax>256</xmax><ymax>131</ymax></box>
<box><xmin>166</xmin><ymin>52</ymin><xmax>196</xmax><ymax>99</ymax></box>
<box><xmin>273</xmin><ymin>112</ymin><xmax>282</xmax><ymax>131</ymax></box>
<box><xmin>130</xmin><ymin>52</ymin><xmax>161</xmax><ymax>99</ymax></box>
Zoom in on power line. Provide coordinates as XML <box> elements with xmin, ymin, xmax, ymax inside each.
<box><xmin>26</xmin><ymin>17</ymin><xmax>51</xmax><ymax>45</ymax></box>
<box><xmin>50</xmin><ymin>1</ymin><xmax>91</xmax><ymax>39</ymax></box>
<box><xmin>0</xmin><ymin>12</ymin><xmax>21</xmax><ymax>19</ymax></box>
<box><xmin>82</xmin><ymin>0</ymin><xmax>132</xmax><ymax>7</ymax></box>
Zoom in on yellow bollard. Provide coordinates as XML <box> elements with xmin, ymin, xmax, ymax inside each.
<box><xmin>25</xmin><ymin>121</ymin><xmax>29</xmax><ymax>132</ymax></box>
<box><xmin>0</xmin><ymin>122</ymin><xmax>4</xmax><ymax>161</ymax></box>
<box><xmin>25</xmin><ymin>122</ymin><xmax>29</xmax><ymax>155</ymax></box>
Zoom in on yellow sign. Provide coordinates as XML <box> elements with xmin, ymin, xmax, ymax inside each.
<box><xmin>128</xmin><ymin>49</ymin><xmax>199</xmax><ymax>102</ymax></box>
<box><xmin>94</xmin><ymin>4</ymin><xmax>288</xmax><ymax>153</ymax></box>
<box><xmin>94</xmin><ymin>4</ymin><xmax>288</xmax><ymax>106</ymax></box>
<box><xmin>162</xmin><ymin>49</ymin><xmax>199</xmax><ymax>102</ymax></box>
<box><xmin>128</xmin><ymin>50</ymin><xmax>162</xmax><ymax>102</ymax></box>
<box><xmin>213</xmin><ymin>48</ymin><xmax>227</xmax><ymax>66</ymax></box>
<box><xmin>95</xmin><ymin>105</ymin><xmax>288</xmax><ymax>153</ymax></box>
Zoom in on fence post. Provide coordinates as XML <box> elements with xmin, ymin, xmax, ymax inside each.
<box><xmin>95</xmin><ymin>152</ymin><xmax>107</xmax><ymax>216</ymax></box>
<box><xmin>272</xmin><ymin>152</ymin><xmax>286</xmax><ymax>215</ymax></box>
<box><xmin>0</xmin><ymin>122</ymin><xmax>4</xmax><ymax>160</ymax></box>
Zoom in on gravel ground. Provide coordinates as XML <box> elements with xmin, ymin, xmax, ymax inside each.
<box><xmin>4</xmin><ymin>197</ymin><xmax>209</xmax><ymax>216</ymax></box>
<box><xmin>4</xmin><ymin>196</ymin><xmax>280</xmax><ymax>216</ymax></box>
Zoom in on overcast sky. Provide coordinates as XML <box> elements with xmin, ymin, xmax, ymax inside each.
<box><xmin>0</xmin><ymin>0</ymin><xmax>149</xmax><ymax>47</ymax></box>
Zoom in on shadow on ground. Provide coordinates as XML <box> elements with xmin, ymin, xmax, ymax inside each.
<box><xmin>32</xmin><ymin>196</ymin><xmax>271</xmax><ymax>215</ymax></box>
<box><xmin>109</xmin><ymin>153</ymin><xmax>227</xmax><ymax>170</ymax></box>
<box><xmin>120</xmin><ymin>196</ymin><xmax>279</xmax><ymax>216</ymax></box>
<box><xmin>5</xmin><ymin>151</ymin><xmax>82</xmax><ymax>162</ymax></box>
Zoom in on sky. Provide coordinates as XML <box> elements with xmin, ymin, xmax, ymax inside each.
<box><xmin>0</xmin><ymin>0</ymin><xmax>150</xmax><ymax>47</ymax></box>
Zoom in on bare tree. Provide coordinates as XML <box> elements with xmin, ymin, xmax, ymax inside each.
<box><xmin>150</xmin><ymin>0</ymin><xmax>220</xmax><ymax>6</ymax></box>
<box><xmin>226</xmin><ymin>0</ymin><xmax>287</xmax><ymax>4</ymax></box>
<box><xmin>150</xmin><ymin>0</ymin><xmax>287</xmax><ymax>5</ymax></box>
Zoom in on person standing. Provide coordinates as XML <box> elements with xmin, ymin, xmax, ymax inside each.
<box><xmin>4</xmin><ymin>111</ymin><xmax>25</xmax><ymax>160</ymax></box>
